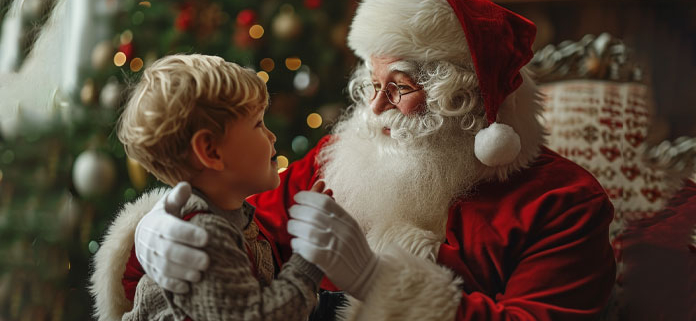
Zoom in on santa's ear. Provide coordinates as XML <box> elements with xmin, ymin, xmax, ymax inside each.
<box><xmin>190</xmin><ymin>129</ymin><xmax>224</xmax><ymax>171</ymax></box>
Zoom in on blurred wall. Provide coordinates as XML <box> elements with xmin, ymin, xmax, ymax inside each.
<box><xmin>500</xmin><ymin>0</ymin><xmax>696</xmax><ymax>142</ymax></box>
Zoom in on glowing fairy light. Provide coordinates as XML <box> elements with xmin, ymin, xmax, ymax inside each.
<box><xmin>256</xmin><ymin>71</ymin><xmax>269</xmax><ymax>83</ymax></box>
<box><xmin>260</xmin><ymin>58</ymin><xmax>275</xmax><ymax>72</ymax></box>
<box><xmin>285</xmin><ymin>57</ymin><xmax>301</xmax><ymax>71</ymax></box>
<box><xmin>277</xmin><ymin>155</ymin><xmax>289</xmax><ymax>169</ymax></box>
<box><xmin>249</xmin><ymin>25</ymin><xmax>265</xmax><ymax>39</ymax></box>
<box><xmin>130</xmin><ymin>58</ymin><xmax>144</xmax><ymax>72</ymax></box>
<box><xmin>114</xmin><ymin>52</ymin><xmax>127</xmax><ymax>67</ymax></box>
<box><xmin>306</xmin><ymin>113</ymin><xmax>322</xmax><ymax>128</ymax></box>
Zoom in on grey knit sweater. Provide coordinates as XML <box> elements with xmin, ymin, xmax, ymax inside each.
<box><xmin>122</xmin><ymin>194</ymin><xmax>323</xmax><ymax>321</ymax></box>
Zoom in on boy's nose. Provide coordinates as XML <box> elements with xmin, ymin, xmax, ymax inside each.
<box><xmin>266</xmin><ymin>128</ymin><xmax>276</xmax><ymax>143</ymax></box>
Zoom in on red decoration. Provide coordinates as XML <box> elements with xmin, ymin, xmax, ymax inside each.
<box><xmin>304</xmin><ymin>0</ymin><xmax>322</xmax><ymax>9</ymax></box>
<box><xmin>236</xmin><ymin>9</ymin><xmax>257</xmax><ymax>27</ymax></box>
<box><xmin>175</xmin><ymin>3</ymin><xmax>194</xmax><ymax>31</ymax></box>
<box><xmin>233</xmin><ymin>28</ymin><xmax>254</xmax><ymax>48</ymax></box>
<box><xmin>118</xmin><ymin>42</ymin><xmax>134</xmax><ymax>61</ymax></box>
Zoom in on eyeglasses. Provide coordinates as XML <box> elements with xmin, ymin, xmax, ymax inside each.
<box><xmin>360</xmin><ymin>82</ymin><xmax>423</xmax><ymax>105</ymax></box>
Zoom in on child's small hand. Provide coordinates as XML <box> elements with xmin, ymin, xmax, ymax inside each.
<box><xmin>310</xmin><ymin>180</ymin><xmax>333</xmax><ymax>199</ymax></box>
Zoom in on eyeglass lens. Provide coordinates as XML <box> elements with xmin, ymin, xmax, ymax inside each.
<box><xmin>365</xmin><ymin>82</ymin><xmax>401</xmax><ymax>104</ymax></box>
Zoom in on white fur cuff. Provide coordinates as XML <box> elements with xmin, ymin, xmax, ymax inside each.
<box><xmin>341</xmin><ymin>245</ymin><xmax>462</xmax><ymax>321</ymax></box>
<box><xmin>89</xmin><ymin>188</ymin><xmax>169</xmax><ymax>321</ymax></box>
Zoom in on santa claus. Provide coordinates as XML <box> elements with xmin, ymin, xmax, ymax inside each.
<box><xmin>91</xmin><ymin>0</ymin><xmax>616</xmax><ymax>320</ymax></box>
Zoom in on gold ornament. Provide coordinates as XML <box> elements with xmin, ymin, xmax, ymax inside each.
<box><xmin>80</xmin><ymin>79</ymin><xmax>97</xmax><ymax>105</ymax></box>
<box><xmin>127</xmin><ymin>157</ymin><xmax>149</xmax><ymax>191</ymax></box>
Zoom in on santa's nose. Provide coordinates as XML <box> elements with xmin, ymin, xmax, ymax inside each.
<box><xmin>371</xmin><ymin>90</ymin><xmax>395</xmax><ymax>115</ymax></box>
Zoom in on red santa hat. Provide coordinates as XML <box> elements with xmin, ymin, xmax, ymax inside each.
<box><xmin>347</xmin><ymin>0</ymin><xmax>537</xmax><ymax>167</ymax></box>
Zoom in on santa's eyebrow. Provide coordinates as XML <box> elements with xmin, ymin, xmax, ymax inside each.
<box><xmin>388</xmin><ymin>60</ymin><xmax>418</xmax><ymax>77</ymax></box>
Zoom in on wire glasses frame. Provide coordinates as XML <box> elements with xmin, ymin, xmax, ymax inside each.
<box><xmin>361</xmin><ymin>82</ymin><xmax>423</xmax><ymax>105</ymax></box>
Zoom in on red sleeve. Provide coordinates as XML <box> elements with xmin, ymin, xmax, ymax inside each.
<box><xmin>439</xmin><ymin>148</ymin><xmax>617</xmax><ymax>320</ymax></box>
<box><xmin>246</xmin><ymin>136</ymin><xmax>331</xmax><ymax>267</ymax></box>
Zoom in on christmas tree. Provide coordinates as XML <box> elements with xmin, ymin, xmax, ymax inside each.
<box><xmin>0</xmin><ymin>0</ymin><xmax>356</xmax><ymax>319</ymax></box>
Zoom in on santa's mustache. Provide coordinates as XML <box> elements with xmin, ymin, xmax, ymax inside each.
<box><xmin>359</xmin><ymin>108</ymin><xmax>445</xmax><ymax>143</ymax></box>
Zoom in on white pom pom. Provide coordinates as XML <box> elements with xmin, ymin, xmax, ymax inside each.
<box><xmin>474</xmin><ymin>122</ymin><xmax>521</xmax><ymax>167</ymax></box>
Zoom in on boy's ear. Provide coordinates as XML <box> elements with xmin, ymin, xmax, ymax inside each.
<box><xmin>190</xmin><ymin>129</ymin><xmax>224</xmax><ymax>171</ymax></box>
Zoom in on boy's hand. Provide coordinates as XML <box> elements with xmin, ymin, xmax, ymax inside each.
<box><xmin>134</xmin><ymin>182</ymin><xmax>210</xmax><ymax>293</ymax></box>
<box><xmin>309</xmin><ymin>180</ymin><xmax>333</xmax><ymax>198</ymax></box>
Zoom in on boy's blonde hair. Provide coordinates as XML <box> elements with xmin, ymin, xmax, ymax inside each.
<box><xmin>118</xmin><ymin>54</ymin><xmax>269</xmax><ymax>186</ymax></box>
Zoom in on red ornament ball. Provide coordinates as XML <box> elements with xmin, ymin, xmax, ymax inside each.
<box><xmin>118</xmin><ymin>42</ymin><xmax>134</xmax><ymax>61</ymax></box>
<box><xmin>304</xmin><ymin>0</ymin><xmax>322</xmax><ymax>9</ymax></box>
<box><xmin>236</xmin><ymin>9</ymin><xmax>257</xmax><ymax>27</ymax></box>
<box><xmin>175</xmin><ymin>4</ymin><xmax>194</xmax><ymax>31</ymax></box>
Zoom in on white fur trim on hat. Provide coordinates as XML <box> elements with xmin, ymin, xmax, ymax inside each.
<box><xmin>474</xmin><ymin>122</ymin><xmax>521</xmax><ymax>167</ymax></box>
<box><xmin>347</xmin><ymin>0</ymin><xmax>472</xmax><ymax>66</ymax></box>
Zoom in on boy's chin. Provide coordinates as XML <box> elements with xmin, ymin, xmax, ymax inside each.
<box><xmin>264</xmin><ymin>175</ymin><xmax>281</xmax><ymax>192</ymax></box>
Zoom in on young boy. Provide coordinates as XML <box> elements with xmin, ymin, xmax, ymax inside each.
<box><xmin>116</xmin><ymin>54</ymin><xmax>323</xmax><ymax>320</ymax></box>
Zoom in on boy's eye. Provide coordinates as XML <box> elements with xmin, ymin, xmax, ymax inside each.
<box><xmin>256</xmin><ymin>120</ymin><xmax>263</xmax><ymax>127</ymax></box>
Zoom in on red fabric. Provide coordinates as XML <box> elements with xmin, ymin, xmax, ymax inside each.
<box><xmin>439</xmin><ymin>147</ymin><xmax>616</xmax><ymax>320</ymax></box>
<box><xmin>247</xmin><ymin>135</ymin><xmax>339</xmax><ymax>291</ymax></box>
<box><xmin>123</xmin><ymin>246</ymin><xmax>146</xmax><ymax>302</ymax></box>
<box><xmin>445</xmin><ymin>0</ymin><xmax>536</xmax><ymax>125</ymax></box>
<box><xmin>250</xmin><ymin>136</ymin><xmax>616</xmax><ymax>320</ymax></box>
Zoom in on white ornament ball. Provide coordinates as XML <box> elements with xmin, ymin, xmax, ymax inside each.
<box><xmin>21</xmin><ymin>0</ymin><xmax>42</xmax><ymax>19</ymax></box>
<box><xmin>272</xmin><ymin>12</ymin><xmax>302</xmax><ymax>39</ymax></box>
<box><xmin>474</xmin><ymin>122</ymin><xmax>521</xmax><ymax>167</ymax></box>
<box><xmin>72</xmin><ymin>150</ymin><xmax>116</xmax><ymax>197</ymax></box>
<box><xmin>100</xmin><ymin>79</ymin><xmax>122</xmax><ymax>109</ymax></box>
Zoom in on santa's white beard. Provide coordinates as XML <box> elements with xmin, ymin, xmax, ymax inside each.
<box><xmin>318</xmin><ymin>106</ymin><xmax>484</xmax><ymax>242</ymax></box>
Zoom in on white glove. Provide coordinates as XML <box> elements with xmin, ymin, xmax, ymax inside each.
<box><xmin>134</xmin><ymin>182</ymin><xmax>210</xmax><ymax>293</ymax></box>
<box><xmin>287</xmin><ymin>191</ymin><xmax>380</xmax><ymax>301</ymax></box>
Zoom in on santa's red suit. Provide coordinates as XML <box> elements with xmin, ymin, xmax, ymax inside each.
<box><xmin>247</xmin><ymin>135</ymin><xmax>616</xmax><ymax>321</ymax></box>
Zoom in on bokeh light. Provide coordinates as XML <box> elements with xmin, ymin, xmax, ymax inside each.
<box><xmin>292</xmin><ymin>136</ymin><xmax>309</xmax><ymax>154</ymax></box>
<box><xmin>277</xmin><ymin>155</ymin><xmax>289</xmax><ymax>169</ymax></box>
<box><xmin>114</xmin><ymin>52</ymin><xmax>127</xmax><ymax>66</ymax></box>
<box><xmin>257</xmin><ymin>71</ymin><xmax>269</xmax><ymax>83</ymax></box>
<box><xmin>306</xmin><ymin>113</ymin><xmax>322</xmax><ymax>128</ymax></box>
<box><xmin>249</xmin><ymin>25</ymin><xmax>265</xmax><ymax>39</ymax></box>
<box><xmin>285</xmin><ymin>57</ymin><xmax>301</xmax><ymax>71</ymax></box>
<box><xmin>88</xmin><ymin>241</ymin><xmax>100</xmax><ymax>254</ymax></box>
<box><xmin>132</xmin><ymin>11</ymin><xmax>145</xmax><ymax>25</ymax></box>
<box><xmin>260</xmin><ymin>58</ymin><xmax>275</xmax><ymax>72</ymax></box>
<box><xmin>130</xmin><ymin>57</ymin><xmax>144</xmax><ymax>72</ymax></box>
<box><xmin>120</xmin><ymin>30</ymin><xmax>133</xmax><ymax>45</ymax></box>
